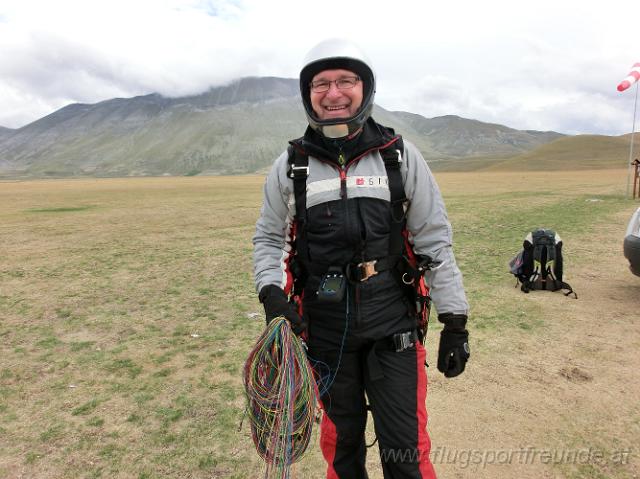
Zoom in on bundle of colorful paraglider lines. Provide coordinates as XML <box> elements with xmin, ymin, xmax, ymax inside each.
<box><xmin>242</xmin><ymin>317</ymin><xmax>319</xmax><ymax>479</ymax></box>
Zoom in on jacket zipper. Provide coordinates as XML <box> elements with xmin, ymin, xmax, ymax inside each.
<box><xmin>306</xmin><ymin>137</ymin><xmax>400</xmax><ymax>330</ymax></box>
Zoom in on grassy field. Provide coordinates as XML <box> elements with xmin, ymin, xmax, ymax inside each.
<box><xmin>1</xmin><ymin>170</ymin><xmax>638</xmax><ymax>479</ymax></box>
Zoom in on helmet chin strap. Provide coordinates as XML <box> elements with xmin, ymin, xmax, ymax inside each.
<box><xmin>321</xmin><ymin>124</ymin><xmax>364</xmax><ymax>141</ymax></box>
<box><xmin>321</xmin><ymin>123</ymin><xmax>350</xmax><ymax>139</ymax></box>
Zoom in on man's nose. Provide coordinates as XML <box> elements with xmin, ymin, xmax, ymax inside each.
<box><xmin>325</xmin><ymin>82</ymin><xmax>343</xmax><ymax>97</ymax></box>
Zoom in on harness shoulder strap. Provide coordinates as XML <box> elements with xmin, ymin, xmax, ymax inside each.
<box><xmin>380</xmin><ymin>137</ymin><xmax>406</xmax><ymax>257</ymax></box>
<box><xmin>286</xmin><ymin>145</ymin><xmax>310</xmax><ymax>290</ymax></box>
<box><xmin>287</xmin><ymin>145</ymin><xmax>308</xmax><ymax>221</ymax></box>
<box><xmin>380</xmin><ymin>138</ymin><xmax>431</xmax><ymax>341</ymax></box>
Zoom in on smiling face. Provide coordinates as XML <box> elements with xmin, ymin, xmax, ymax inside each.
<box><xmin>310</xmin><ymin>69</ymin><xmax>364</xmax><ymax>121</ymax></box>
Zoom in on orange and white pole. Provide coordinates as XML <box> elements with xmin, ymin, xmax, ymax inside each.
<box><xmin>618</xmin><ymin>63</ymin><xmax>640</xmax><ymax>199</ymax></box>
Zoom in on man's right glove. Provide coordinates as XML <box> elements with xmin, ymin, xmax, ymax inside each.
<box><xmin>437</xmin><ymin>313</ymin><xmax>470</xmax><ymax>378</ymax></box>
<box><xmin>258</xmin><ymin>285</ymin><xmax>307</xmax><ymax>335</ymax></box>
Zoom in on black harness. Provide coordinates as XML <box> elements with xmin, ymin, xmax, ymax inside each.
<box><xmin>286</xmin><ymin>138</ymin><xmax>407</xmax><ymax>290</ymax></box>
<box><xmin>286</xmin><ymin>136</ymin><xmax>430</xmax><ymax>330</ymax></box>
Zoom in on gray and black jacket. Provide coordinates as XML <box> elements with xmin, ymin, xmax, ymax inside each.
<box><xmin>253</xmin><ymin>119</ymin><xmax>468</xmax><ymax>338</ymax></box>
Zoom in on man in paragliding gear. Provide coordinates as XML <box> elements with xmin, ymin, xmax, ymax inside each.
<box><xmin>253</xmin><ymin>38</ymin><xmax>469</xmax><ymax>479</ymax></box>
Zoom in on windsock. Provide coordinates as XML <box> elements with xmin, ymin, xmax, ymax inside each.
<box><xmin>617</xmin><ymin>63</ymin><xmax>640</xmax><ymax>92</ymax></box>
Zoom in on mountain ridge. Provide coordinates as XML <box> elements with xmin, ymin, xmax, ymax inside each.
<box><xmin>0</xmin><ymin>76</ymin><xmax>570</xmax><ymax>178</ymax></box>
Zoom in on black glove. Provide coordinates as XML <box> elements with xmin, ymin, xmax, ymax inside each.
<box><xmin>258</xmin><ymin>285</ymin><xmax>307</xmax><ymax>335</ymax></box>
<box><xmin>437</xmin><ymin>313</ymin><xmax>470</xmax><ymax>378</ymax></box>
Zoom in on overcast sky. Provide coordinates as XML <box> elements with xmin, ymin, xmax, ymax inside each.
<box><xmin>1</xmin><ymin>0</ymin><xmax>639</xmax><ymax>135</ymax></box>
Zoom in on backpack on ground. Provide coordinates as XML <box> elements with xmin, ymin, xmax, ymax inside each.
<box><xmin>509</xmin><ymin>228</ymin><xmax>577</xmax><ymax>298</ymax></box>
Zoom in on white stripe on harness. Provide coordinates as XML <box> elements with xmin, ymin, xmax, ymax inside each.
<box><xmin>307</xmin><ymin>176</ymin><xmax>389</xmax><ymax>196</ymax></box>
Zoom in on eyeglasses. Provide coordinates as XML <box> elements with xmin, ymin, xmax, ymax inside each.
<box><xmin>309</xmin><ymin>76</ymin><xmax>360</xmax><ymax>93</ymax></box>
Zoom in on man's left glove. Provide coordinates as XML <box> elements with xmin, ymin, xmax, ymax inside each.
<box><xmin>258</xmin><ymin>285</ymin><xmax>307</xmax><ymax>335</ymax></box>
<box><xmin>437</xmin><ymin>313</ymin><xmax>470</xmax><ymax>378</ymax></box>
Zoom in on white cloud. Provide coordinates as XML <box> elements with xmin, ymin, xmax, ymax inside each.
<box><xmin>1</xmin><ymin>0</ymin><xmax>639</xmax><ymax>134</ymax></box>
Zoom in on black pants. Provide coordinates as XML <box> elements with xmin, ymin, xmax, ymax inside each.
<box><xmin>309</xmin><ymin>338</ymin><xmax>436</xmax><ymax>479</ymax></box>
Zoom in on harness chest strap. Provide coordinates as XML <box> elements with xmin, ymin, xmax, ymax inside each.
<box><xmin>306</xmin><ymin>258</ymin><xmax>397</xmax><ymax>281</ymax></box>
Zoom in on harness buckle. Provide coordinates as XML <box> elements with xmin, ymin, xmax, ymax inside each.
<box><xmin>357</xmin><ymin>260</ymin><xmax>378</xmax><ymax>282</ymax></box>
<box><xmin>392</xmin><ymin>331</ymin><xmax>415</xmax><ymax>352</ymax></box>
<box><xmin>288</xmin><ymin>165</ymin><xmax>309</xmax><ymax>179</ymax></box>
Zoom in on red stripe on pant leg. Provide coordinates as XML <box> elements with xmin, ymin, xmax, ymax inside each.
<box><xmin>416</xmin><ymin>343</ymin><xmax>437</xmax><ymax>478</ymax></box>
<box><xmin>319</xmin><ymin>405</ymin><xmax>340</xmax><ymax>479</ymax></box>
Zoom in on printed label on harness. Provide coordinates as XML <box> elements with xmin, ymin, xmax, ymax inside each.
<box><xmin>350</xmin><ymin>176</ymin><xmax>388</xmax><ymax>188</ymax></box>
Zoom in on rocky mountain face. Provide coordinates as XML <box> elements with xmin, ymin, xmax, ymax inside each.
<box><xmin>0</xmin><ymin>77</ymin><xmax>565</xmax><ymax>178</ymax></box>
<box><xmin>0</xmin><ymin>126</ymin><xmax>15</xmax><ymax>141</ymax></box>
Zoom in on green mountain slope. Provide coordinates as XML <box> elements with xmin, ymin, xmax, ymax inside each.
<box><xmin>485</xmin><ymin>134</ymin><xmax>640</xmax><ymax>171</ymax></box>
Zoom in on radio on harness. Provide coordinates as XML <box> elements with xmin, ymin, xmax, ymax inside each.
<box><xmin>318</xmin><ymin>267</ymin><xmax>347</xmax><ymax>303</ymax></box>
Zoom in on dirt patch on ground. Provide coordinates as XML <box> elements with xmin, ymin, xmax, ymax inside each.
<box><xmin>558</xmin><ymin>366</ymin><xmax>594</xmax><ymax>383</ymax></box>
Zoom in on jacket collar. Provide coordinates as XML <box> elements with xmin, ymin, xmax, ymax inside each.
<box><xmin>290</xmin><ymin>117</ymin><xmax>397</xmax><ymax>166</ymax></box>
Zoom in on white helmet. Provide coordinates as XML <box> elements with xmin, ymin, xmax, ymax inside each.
<box><xmin>300</xmin><ymin>38</ymin><xmax>376</xmax><ymax>139</ymax></box>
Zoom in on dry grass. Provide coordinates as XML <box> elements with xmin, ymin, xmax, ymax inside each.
<box><xmin>0</xmin><ymin>170</ymin><xmax>638</xmax><ymax>479</ymax></box>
